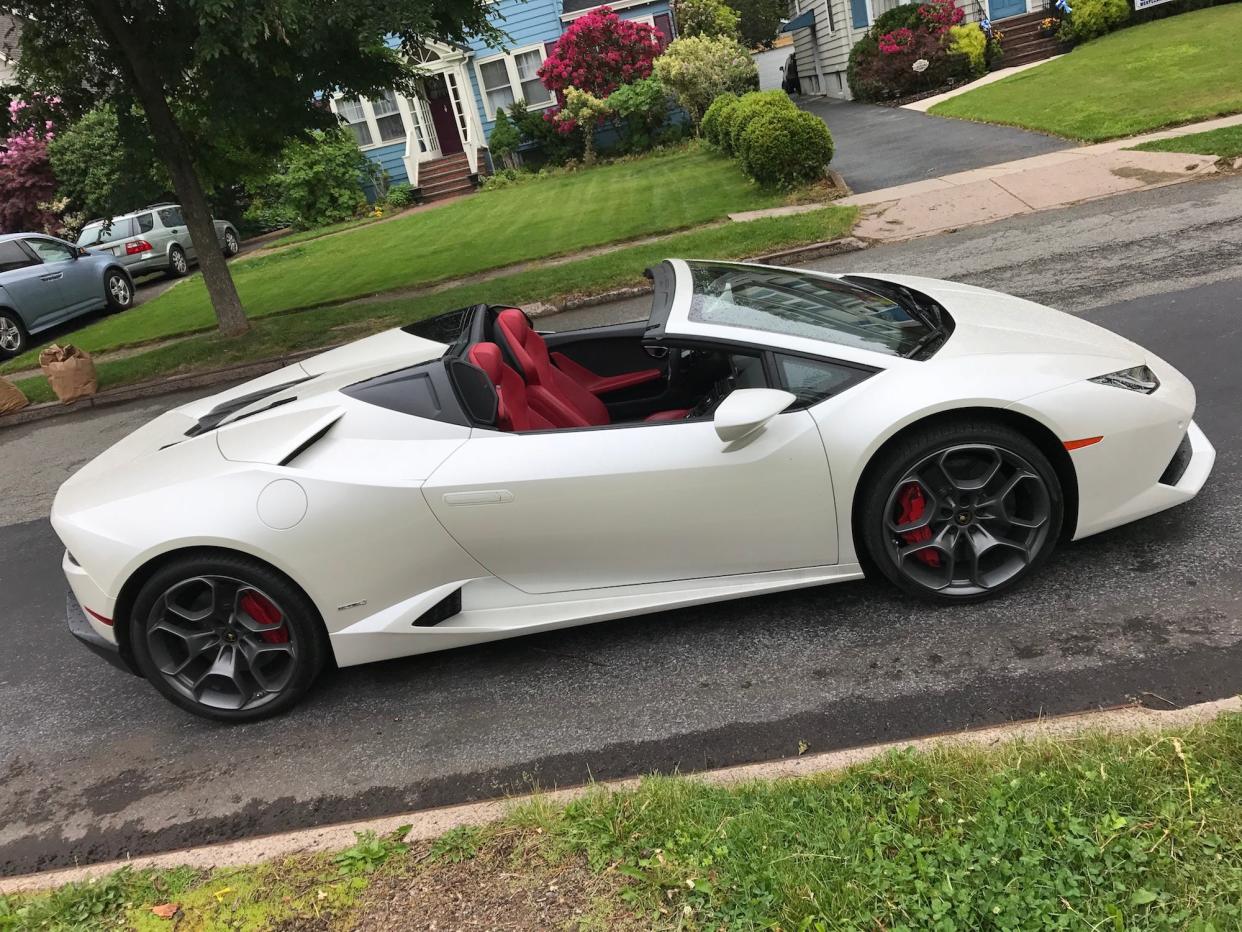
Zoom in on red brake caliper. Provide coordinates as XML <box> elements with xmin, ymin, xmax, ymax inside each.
<box><xmin>240</xmin><ymin>591</ymin><xmax>289</xmax><ymax>644</ymax></box>
<box><xmin>897</xmin><ymin>483</ymin><xmax>940</xmax><ymax>567</ymax></box>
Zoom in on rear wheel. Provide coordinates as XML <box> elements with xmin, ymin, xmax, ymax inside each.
<box><xmin>129</xmin><ymin>553</ymin><xmax>328</xmax><ymax>722</ymax></box>
<box><xmin>223</xmin><ymin>230</ymin><xmax>240</xmax><ymax>257</ymax></box>
<box><xmin>104</xmin><ymin>269</ymin><xmax>133</xmax><ymax>311</ymax></box>
<box><xmin>860</xmin><ymin>420</ymin><xmax>1062</xmax><ymax>603</ymax></box>
<box><xmin>0</xmin><ymin>311</ymin><xmax>28</xmax><ymax>360</ymax></box>
<box><xmin>168</xmin><ymin>244</ymin><xmax>189</xmax><ymax>278</ymax></box>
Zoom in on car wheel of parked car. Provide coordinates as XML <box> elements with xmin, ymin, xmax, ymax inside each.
<box><xmin>0</xmin><ymin>310</ymin><xmax>28</xmax><ymax>360</ymax></box>
<box><xmin>168</xmin><ymin>245</ymin><xmax>189</xmax><ymax>278</ymax></box>
<box><xmin>104</xmin><ymin>269</ymin><xmax>134</xmax><ymax>312</ymax></box>
<box><xmin>223</xmin><ymin>230</ymin><xmax>240</xmax><ymax>257</ymax></box>
<box><xmin>129</xmin><ymin>552</ymin><xmax>329</xmax><ymax>722</ymax></box>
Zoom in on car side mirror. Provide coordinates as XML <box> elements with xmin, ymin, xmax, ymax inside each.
<box><xmin>76</xmin><ymin>247</ymin><xmax>88</xmax><ymax>257</ymax></box>
<box><xmin>713</xmin><ymin>388</ymin><xmax>796</xmax><ymax>443</ymax></box>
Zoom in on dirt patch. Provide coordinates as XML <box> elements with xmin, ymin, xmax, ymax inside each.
<box><xmin>1110</xmin><ymin>165</ymin><xmax>1186</xmax><ymax>185</ymax></box>
<box><xmin>346</xmin><ymin>833</ymin><xmax>643</xmax><ymax>932</ymax></box>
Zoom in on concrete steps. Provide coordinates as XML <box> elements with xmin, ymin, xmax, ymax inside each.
<box><xmin>417</xmin><ymin>153</ymin><xmax>479</xmax><ymax>203</ymax></box>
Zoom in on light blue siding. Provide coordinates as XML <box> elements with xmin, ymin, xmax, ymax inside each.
<box><xmin>466</xmin><ymin>0</ymin><xmax>564</xmax><ymax>141</ymax></box>
<box><xmin>361</xmin><ymin>141</ymin><xmax>408</xmax><ymax>200</ymax></box>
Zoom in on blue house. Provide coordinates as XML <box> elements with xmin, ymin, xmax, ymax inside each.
<box><xmin>329</xmin><ymin>0</ymin><xmax>676</xmax><ymax>202</ymax></box>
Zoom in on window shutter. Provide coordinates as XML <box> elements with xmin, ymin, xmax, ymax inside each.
<box><xmin>850</xmin><ymin>0</ymin><xmax>869</xmax><ymax>28</ymax></box>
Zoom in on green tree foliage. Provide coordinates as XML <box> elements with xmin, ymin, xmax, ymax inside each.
<box><xmin>488</xmin><ymin>108</ymin><xmax>523</xmax><ymax>169</ymax></box>
<box><xmin>47</xmin><ymin>105</ymin><xmax>168</xmax><ymax>225</ymax></box>
<box><xmin>12</xmin><ymin>0</ymin><xmax>499</xmax><ymax>336</ymax></box>
<box><xmin>673</xmin><ymin>0</ymin><xmax>741</xmax><ymax>39</ymax></box>
<box><xmin>244</xmin><ymin>128</ymin><xmax>368</xmax><ymax>231</ymax></box>
<box><xmin>730</xmin><ymin>0</ymin><xmax>788</xmax><ymax>48</ymax></box>
<box><xmin>653</xmin><ymin>35</ymin><xmax>759</xmax><ymax>125</ymax></box>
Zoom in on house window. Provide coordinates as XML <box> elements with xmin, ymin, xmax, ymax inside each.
<box><xmin>337</xmin><ymin>97</ymin><xmax>373</xmax><ymax>146</ymax></box>
<box><xmin>371</xmin><ymin>92</ymin><xmax>407</xmax><ymax>142</ymax></box>
<box><xmin>476</xmin><ymin>46</ymin><xmax>553</xmax><ymax>119</ymax></box>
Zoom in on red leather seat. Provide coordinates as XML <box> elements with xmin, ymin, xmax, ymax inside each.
<box><xmin>495</xmin><ymin>308</ymin><xmax>688</xmax><ymax>427</ymax></box>
<box><xmin>467</xmin><ymin>343</ymin><xmax>554</xmax><ymax>433</ymax></box>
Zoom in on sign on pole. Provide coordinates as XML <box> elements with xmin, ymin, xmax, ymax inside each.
<box><xmin>1134</xmin><ymin>0</ymin><xmax>1177</xmax><ymax>9</ymax></box>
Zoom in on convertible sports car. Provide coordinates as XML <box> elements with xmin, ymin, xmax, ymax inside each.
<box><xmin>52</xmin><ymin>260</ymin><xmax>1215</xmax><ymax>720</ymax></box>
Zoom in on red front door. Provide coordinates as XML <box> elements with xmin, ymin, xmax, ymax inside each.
<box><xmin>425</xmin><ymin>78</ymin><xmax>464</xmax><ymax>155</ymax></box>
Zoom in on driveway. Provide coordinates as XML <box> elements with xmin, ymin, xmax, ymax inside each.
<box><xmin>799</xmin><ymin>96</ymin><xmax>1071</xmax><ymax>194</ymax></box>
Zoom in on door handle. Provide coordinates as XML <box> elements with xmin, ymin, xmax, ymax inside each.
<box><xmin>40</xmin><ymin>272</ymin><xmax>63</xmax><ymax>281</ymax></box>
<box><xmin>443</xmin><ymin>490</ymin><xmax>514</xmax><ymax>506</ymax></box>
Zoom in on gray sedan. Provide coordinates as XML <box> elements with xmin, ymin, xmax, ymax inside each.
<box><xmin>0</xmin><ymin>233</ymin><xmax>134</xmax><ymax>359</ymax></box>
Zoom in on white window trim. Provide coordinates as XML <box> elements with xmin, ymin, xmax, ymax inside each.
<box><xmin>473</xmin><ymin>44</ymin><xmax>555</xmax><ymax>122</ymax></box>
<box><xmin>331</xmin><ymin>94</ymin><xmax>409</xmax><ymax>152</ymax></box>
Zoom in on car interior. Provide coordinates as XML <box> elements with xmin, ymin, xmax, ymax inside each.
<box><xmin>443</xmin><ymin>303</ymin><xmax>780</xmax><ymax>434</ymax></box>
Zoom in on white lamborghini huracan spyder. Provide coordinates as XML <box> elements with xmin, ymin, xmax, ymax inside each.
<box><xmin>52</xmin><ymin>260</ymin><xmax>1215</xmax><ymax>720</ymax></box>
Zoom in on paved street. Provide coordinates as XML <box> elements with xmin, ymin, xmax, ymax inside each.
<box><xmin>2</xmin><ymin>176</ymin><xmax>1240</xmax><ymax>876</ymax></box>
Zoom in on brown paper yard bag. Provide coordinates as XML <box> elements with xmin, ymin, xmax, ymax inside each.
<box><xmin>38</xmin><ymin>343</ymin><xmax>98</xmax><ymax>404</ymax></box>
<box><xmin>0</xmin><ymin>376</ymin><xmax>28</xmax><ymax>414</ymax></box>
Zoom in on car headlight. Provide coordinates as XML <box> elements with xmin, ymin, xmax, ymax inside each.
<box><xmin>1089</xmin><ymin>365</ymin><xmax>1159</xmax><ymax>394</ymax></box>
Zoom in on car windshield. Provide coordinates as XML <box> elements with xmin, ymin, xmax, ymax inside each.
<box><xmin>687</xmin><ymin>262</ymin><xmax>933</xmax><ymax>357</ymax></box>
<box><xmin>77</xmin><ymin>220</ymin><xmax>131</xmax><ymax>247</ymax></box>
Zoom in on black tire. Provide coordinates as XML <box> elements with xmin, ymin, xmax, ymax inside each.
<box><xmin>167</xmin><ymin>244</ymin><xmax>189</xmax><ymax>278</ymax></box>
<box><xmin>859</xmin><ymin>419</ymin><xmax>1063</xmax><ymax>604</ymax></box>
<box><xmin>129</xmin><ymin>552</ymin><xmax>329</xmax><ymax>722</ymax></box>
<box><xmin>223</xmin><ymin>229</ymin><xmax>240</xmax><ymax>257</ymax></box>
<box><xmin>104</xmin><ymin>268</ymin><xmax>134</xmax><ymax>311</ymax></box>
<box><xmin>0</xmin><ymin>309</ymin><xmax>28</xmax><ymax>360</ymax></box>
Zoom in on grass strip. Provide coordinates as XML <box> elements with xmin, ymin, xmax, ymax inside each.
<box><xmin>929</xmin><ymin>6</ymin><xmax>1242</xmax><ymax>141</ymax></box>
<box><xmin>1131</xmin><ymin>124</ymin><xmax>1242</xmax><ymax>159</ymax></box>
<box><xmin>11</xmin><ymin>206</ymin><xmax>856</xmax><ymax>405</ymax></box>
<box><xmin>5</xmin><ymin>713</ymin><xmax>1239</xmax><ymax>929</ymax></box>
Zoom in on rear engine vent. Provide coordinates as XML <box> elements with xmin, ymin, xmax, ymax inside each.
<box><xmin>412</xmin><ymin>588</ymin><xmax>462</xmax><ymax>628</ymax></box>
<box><xmin>1158</xmin><ymin>434</ymin><xmax>1192</xmax><ymax>486</ymax></box>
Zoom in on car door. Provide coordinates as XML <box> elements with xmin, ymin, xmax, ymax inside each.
<box><xmin>25</xmin><ymin>238</ymin><xmax>97</xmax><ymax>313</ymax></box>
<box><xmin>422</xmin><ymin>410</ymin><xmax>839</xmax><ymax>595</ymax></box>
<box><xmin>0</xmin><ymin>239</ymin><xmax>67</xmax><ymax>327</ymax></box>
<box><xmin>157</xmin><ymin>206</ymin><xmax>194</xmax><ymax>259</ymax></box>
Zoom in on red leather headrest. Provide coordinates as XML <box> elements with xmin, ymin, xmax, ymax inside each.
<box><xmin>468</xmin><ymin>342</ymin><xmax>504</xmax><ymax>383</ymax></box>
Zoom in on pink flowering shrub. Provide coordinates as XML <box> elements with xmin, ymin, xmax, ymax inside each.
<box><xmin>917</xmin><ymin>0</ymin><xmax>965</xmax><ymax>32</ymax></box>
<box><xmin>538</xmin><ymin>8</ymin><xmax>662</xmax><ymax>98</ymax></box>
<box><xmin>0</xmin><ymin>98</ymin><xmax>61</xmax><ymax>234</ymax></box>
<box><xmin>847</xmin><ymin>1</ymin><xmax>976</xmax><ymax>101</ymax></box>
<box><xmin>877</xmin><ymin>27</ymin><xmax>915</xmax><ymax>54</ymax></box>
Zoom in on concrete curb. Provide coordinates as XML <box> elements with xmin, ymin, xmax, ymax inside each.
<box><xmin>0</xmin><ymin>236</ymin><xmax>869</xmax><ymax>428</ymax></box>
<box><xmin>2</xmin><ymin>695</ymin><xmax>1237</xmax><ymax>894</ymax></box>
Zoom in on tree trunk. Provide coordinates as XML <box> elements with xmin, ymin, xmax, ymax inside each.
<box><xmin>86</xmin><ymin>0</ymin><xmax>250</xmax><ymax>336</ymax></box>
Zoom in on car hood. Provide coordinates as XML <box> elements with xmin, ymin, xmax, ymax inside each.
<box><xmin>858</xmin><ymin>273</ymin><xmax>1147</xmax><ymax>368</ymax></box>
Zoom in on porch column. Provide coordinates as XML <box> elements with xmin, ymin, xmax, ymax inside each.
<box><xmin>394</xmin><ymin>92</ymin><xmax>422</xmax><ymax>188</ymax></box>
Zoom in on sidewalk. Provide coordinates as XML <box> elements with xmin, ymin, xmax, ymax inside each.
<box><xmin>842</xmin><ymin>114</ymin><xmax>1242</xmax><ymax>242</ymax></box>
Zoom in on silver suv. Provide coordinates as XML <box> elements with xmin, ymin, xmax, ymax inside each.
<box><xmin>76</xmin><ymin>204</ymin><xmax>241</xmax><ymax>279</ymax></box>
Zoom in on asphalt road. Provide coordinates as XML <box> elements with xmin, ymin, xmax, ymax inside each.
<box><xmin>2</xmin><ymin>177</ymin><xmax>1240</xmax><ymax>876</ymax></box>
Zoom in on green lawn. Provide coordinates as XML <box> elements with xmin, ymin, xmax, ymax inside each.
<box><xmin>10</xmin><ymin>205</ymin><xmax>857</xmax><ymax>403</ymax></box>
<box><xmin>1132</xmin><ymin>123</ymin><xmax>1242</xmax><ymax>157</ymax></box>
<box><xmin>6</xmin><ymin>713</ymin><xmax>1240</xmax><ymax>929</ymax></box>
<box><xmin>930</xmin><ymin>5</ymin><xmax>1242</xmax><ymax>140</ymax></box>
<box><xmin>0</xmin><ymin>145</ymin><xmax>786</xmax><ymax>374</ymax></box>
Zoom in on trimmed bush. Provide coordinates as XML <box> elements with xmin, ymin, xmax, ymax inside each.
<box><xmin>947</xmin><ymin>23</ymin><xmax>987</xmax><ymax>77</ymax></box>
<box><xmin>1059</xmin><ymin>0</ymin><xmax>1132</xmax><ymax>41</ymax></box>
<box><xmin>724</xmin><ymin>89</ymin><xmax>795</xmax><ymax>156</ymax></box>
<box><xmin>738</xmin><ymin>108</ymin><xmax>834</xmax><ymax>188</ymax></box>
<box><xmin>386</xmin><ymin>183</ymin><xmax>415</xmax><ymax>208</ymax></box>
<box><xmin>700</xmin><ymin>93</ymin><xmax>739</xmax><ymax>148</ymax></box>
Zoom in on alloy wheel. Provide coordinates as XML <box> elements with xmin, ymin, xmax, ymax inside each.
<box><xmin>172</xmin><ymin>250</ymin><xmax>187</xmax><ymax>274</ymax></box>
<box><xmin>145</xmin><ymin>575</ymin><xmax>299</xmax><ymax>712</ymax></box>
<box><xmin>881</xmin><ymin>443</ymin><xmax>1052</xmax><ymax>597</ymax></box>
<box><xmin>225</xmin><ymin>232</ymin><xmax>239</xmax><ymax>255</ymax></box>
<box><xmin>0</xmin><ymin>316</ymin><xmax>21</xmax><ymax>353</ymax></box>
<box><xmin>108</xmin><ymin>274</ymin><xmax>131</xmax><ymax>306</ymax></box>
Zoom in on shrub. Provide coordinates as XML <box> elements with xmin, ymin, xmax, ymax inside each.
<box><xmin>700</xmin><ymin>92</ymin><xmax>739</xmax><ymax>148</ymax></box>
<box><xmin>947</xmin><ymin>23</ymin><xmax>987</xmax><ymax>77</ymax></box>
<box><xmin>725</xmin><ymin>89</ymin><xmax>796</xmax><ymax>155</ymax></box>
<box><xmin>846</xmin><ymin>0</ymin><xmax>973</xmax><ymax>102</ymax></box>
<box><xmin>243</xmin><ymin>128</ymin><xmax>367</xmax><ymax>230</ymax></box>
<box><xmin>556</xmin><ymin>87</ymin><xmax>613</xmax><ymax>164</ymax></box>
<box><xmin>606</xmin><ymin>77</ymin><xmax>672</xmax><ymax>151</ymax></box>
<box><xmin>653</xmin><ymin>35</ymin><xmax>759</xmax><ymax>125</ymax></box>
<box><xmin>488</xmin><ymin>108</ymin><xmax>522</xmax><ymax>169</ymax></box>
<box><xmin>1059</xmin><ymin>0</ymin><xmax>1131</xmax><ymax>42</ymax></box>
<box><xmin>674</xmin><ymin>0</ymin><xmax>741</xmax><ymax>39</ymax></box>
<box><xmin>539</xmin><ymin>8</ymin><xmax>662</xmax><ymax>98</ymax></box>
<box><xmin>738</xmin><ymin>108</ymin><xmax>834</xmax><ymax>188</ymax></box>
<box><xmin>386</xmin><ymin>183</ymin><xmax>415</xmax><ymax>208</ymax></box>
<box><xmin>0</xmin><ymin>99</ymin><xmax>59</xmax><ymax>234</ymax></box>
<box><xmin>510</xmin><ymin>100</ymin><xmax>585</xmax><ymax>167</ymax></box>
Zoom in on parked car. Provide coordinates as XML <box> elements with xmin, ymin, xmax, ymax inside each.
<box><xmin>0</xmin><ymin>233</ymin><xmax>135</xmax><ymax>359</ymax></box>
<box><xmin>53</xmin><ymin>260</ymin><xmax>1214</xmax><ymax>720</ymax></box>
<box><xmin>781</xmin><ymin>53</ymin><xmax>801</xmax><ymax>95</ymax></box>
<box><xmin>76</xmin><ymin>204</ymin><xmax>241</xmax><ymax>280</ymax></box>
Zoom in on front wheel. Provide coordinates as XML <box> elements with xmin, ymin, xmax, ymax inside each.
<box><xmin>223</xmin><ymin>230</ymin><xmax>240</xmax><ymax>257</ymax></box>
<box><xmin>0</xmin><ymin>311</ymin><xmax>28</xmax><ymax>360</ymax></box>
<box><xmin>104</xmin><ymin>269</ymin><xmax>133</xmax><ymax>311</ymax></box>
<box><xmin>129</xmin><ymin>553</ymin><xmax>329</xmax><ymax>722</ymax></box>
<box><xmin>859</xmin><ymin>420</ymin><xmax>1063</xmax><ymax>603</ymax></box>
<box><xmin>168</xmin><ymin>244</ymin><xmax>189</xmax><ymax>278</ymax></box>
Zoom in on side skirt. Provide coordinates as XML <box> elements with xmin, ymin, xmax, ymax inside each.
<box><xmin>329</xmin><ymin>564</ymin><xmax>864</xmax><ymax>667</ymax></box>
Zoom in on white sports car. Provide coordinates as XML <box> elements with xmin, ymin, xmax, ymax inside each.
<box><xmin>52</xmin><ymin>260</ymin><xmax>1215</xmax><ymax>720</ymax></box>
